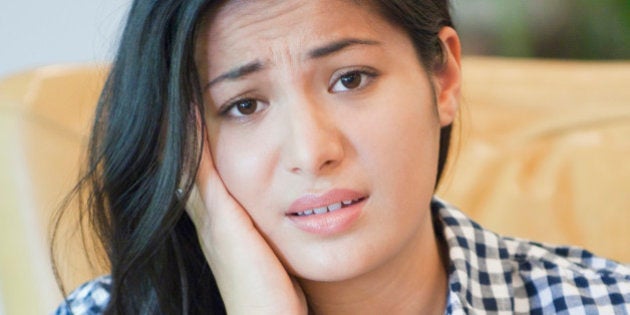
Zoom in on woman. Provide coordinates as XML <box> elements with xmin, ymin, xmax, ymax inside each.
<box><xmin>53</xmin><ymin>0</ymin><xmax>630</xmax><ymax>314</ymax></box>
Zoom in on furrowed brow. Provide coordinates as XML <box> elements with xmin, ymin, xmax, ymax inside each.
<box><xmin>206</xmin><ymin>61</ymin><xmax>264</xmax><ymax>89</ymax></box>
<box><xmin>205</xmin><ymin>38</ymin><xmax>379</xmax><ymax>89</ymax></box>
<box><xmin>307</xmin><ymin>38</ymin><xmax>381</xmax><ymax>59</ymax></box>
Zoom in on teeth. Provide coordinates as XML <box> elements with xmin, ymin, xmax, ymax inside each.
<box><xmin>295</xmin><ymin>198</ymin><xmax>363</xmax><ymax>216</ymax></box>
<box><xmin>314</xmin><ymin>206</ymin><xmax>328</xmax><ymax>214</ymax></box>
<box><xmin>327</xmin><ymin>202</ymin><xmax>342</xmax><ymax>211</ymax></box>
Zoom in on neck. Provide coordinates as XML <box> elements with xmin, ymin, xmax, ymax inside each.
<box><xmin>299</xmin><ymin>213</ymin><xmax>449</xmax><ymax>315</ymax></box>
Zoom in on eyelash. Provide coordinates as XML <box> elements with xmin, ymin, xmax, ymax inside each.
<box><xmin>328</xmin><ymin>67</ymin><xmax>379</xmax><ymax>93</ymax></box>
<box><xmin>218</xmin><ymin>96</ymin><xmax>267</xmax><ymax>119</ymax></box>
<box><xmin>217</xmin><ymin>67</ymin><xmax>379</xmax><ymax>119</ymax></box>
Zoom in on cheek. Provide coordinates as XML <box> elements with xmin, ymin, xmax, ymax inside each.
<box><xmin>212</xmin><ymin>135</ymin><xmax>272</xmax><ymax>210</ymax></box>
<box><xmin>371</xmin><ymin>118</ymin><xmax>439</xmax><ymax>185</ymax></box>
<box><xmin>354</xmin><ymin>87</ymin><xmax>441</xmax><ymax>199</ymax></box>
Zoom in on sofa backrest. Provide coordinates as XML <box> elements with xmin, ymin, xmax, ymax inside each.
<box><xmin>1</xmin><ymin>57</ymin><xmax>628</xmax><ymax>314</ymax></box>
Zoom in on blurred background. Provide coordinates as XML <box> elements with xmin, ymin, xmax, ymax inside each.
<box><xmin>0</xmin><ymin>0</ymin><xmax>129</xmax><ymax>77</ymax></box>
<box><xmin>454</xmin><ymin>0</ymin><xmax>630</xmax><ymax>60</ymax></box>
<box><xmin>1</xmin><ymin>0</ymin><xmax>629</xmax><ymax>79</ymax></box>
<box><xmin>0</xmin><ymin>1</ymin><xmax>629</xmax><ymax>314</ymax></box>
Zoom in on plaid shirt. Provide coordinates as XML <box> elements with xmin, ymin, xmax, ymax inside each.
<box><xmin>435</xmin><ymin>198</ymin><xmax>630</xmax><ymax>314</ymax></box>
<box><xmin>55</xmin><ymin>198</ymin><xmax>630</xmax><ymax>314</ymax></box>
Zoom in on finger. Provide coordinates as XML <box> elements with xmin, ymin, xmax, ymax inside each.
<box><xmin>189</xmin><ymin>116</ymin><xmax>253</xmax><ymax>236</ymax></box>
<box><xmin>188</xmin><ymin>112</ymin><xmax>231</xmax><ymax>229</ymax></box>
<box><xmin>195</xmin><ymin>127</ymin><xmax>215</xmax><ymax>201</ymax></box>
<box><xmin>190</xmin><ymin>112</ymin><xmax>228</xmax><ymax>213</ymax></box>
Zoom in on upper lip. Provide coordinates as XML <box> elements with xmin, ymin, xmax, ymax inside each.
<box><xmin>286</xmin><ymin>189</ymin><xmax>367</xmax><ymax>215</ymax></box>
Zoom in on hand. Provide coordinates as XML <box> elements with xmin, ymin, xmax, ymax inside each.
<box><xmin>187</xmin><ymin>134</ymin><xmax>307</xmax><ymax>315</ymax></box>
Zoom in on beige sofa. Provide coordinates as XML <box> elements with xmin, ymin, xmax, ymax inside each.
<box><xmin>1</xmin><ymin>57</ymin><xmax>628</xmax><ymax>314</ymax></box>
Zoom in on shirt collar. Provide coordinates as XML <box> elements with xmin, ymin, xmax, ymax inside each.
<box><xmin>432</xmin><ymin>197</ymin><xmax>516</xmax><ymax>313</ymax></box>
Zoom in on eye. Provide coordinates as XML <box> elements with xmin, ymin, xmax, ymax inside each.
<box><xmin>329</xmin><ymin>68</ymin><xmax>377</xmax><ymax>93</ymax></box>
<box><xmin>221</xmin><ymin>98</ymin><xmax>268</xmax><ymax>118</ymax></box>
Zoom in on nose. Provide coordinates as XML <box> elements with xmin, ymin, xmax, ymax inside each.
<box><xmin>281</xmin><ymin>95</ymin><xmax>345</xmax><ymax>176</ymax></box>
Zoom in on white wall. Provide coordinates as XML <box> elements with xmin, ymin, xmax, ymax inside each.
<box><xmin>0</xmin><ymin>0</ymin><xmax>132</xmax><ymax>77</ymax></box>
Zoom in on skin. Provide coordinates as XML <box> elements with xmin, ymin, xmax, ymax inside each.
<box><xmin>191</xmin><ymin>0</ymin><xmax>462</xmax><ymax>313</ymax></box>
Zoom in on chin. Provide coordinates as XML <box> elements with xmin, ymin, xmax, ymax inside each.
<box><xmin>279</xmin><ymin>236</ymin><xmax>388</xmax><ymax>283</ymax></box>
<box><xmin>292</xmin><ymin>262</ymin><xmax>372</xmax><ymax>283</ymax></box>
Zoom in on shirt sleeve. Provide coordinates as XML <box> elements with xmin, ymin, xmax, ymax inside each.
<box><xmin>53</xmin><ymin>275</ymin><xmax>111</xmax><ymax>315</ymax></box>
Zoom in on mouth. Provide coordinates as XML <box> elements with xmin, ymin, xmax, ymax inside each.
<box><xmin>290</xmin><ymin>197</ymin><xmax>367</xmax><ymax>217</ymax></box>
<box><xmin>286</xmin><ymin>189</ymin><xmax>367</xmax><ymax>235</ymax></box>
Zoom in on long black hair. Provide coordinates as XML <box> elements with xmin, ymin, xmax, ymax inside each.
<box><xmin>51</xmin><ymin>0</ymin><xmax>454</xmax><ymax>313</ymax></box>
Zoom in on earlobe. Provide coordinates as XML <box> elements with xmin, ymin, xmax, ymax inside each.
<box><xmin>433</xmin><ymin>27</ymin><xmax>462</xmax><ymax>127</ymax></box>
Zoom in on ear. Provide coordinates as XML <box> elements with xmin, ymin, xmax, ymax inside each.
<box><xmin>433</xmin><ymin>27</ymin><xmax>462</xmax><ymax>127</ymax></box>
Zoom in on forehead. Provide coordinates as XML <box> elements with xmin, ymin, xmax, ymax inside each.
<box><xmin>206</xmin><ymin>0</ymin><xmax>382</xmax><ymax>39</ymax></box>
<box><xmin>195</xmin><ymin>0</ymin><xmax>396</xmax><ymax>71</ymax></box>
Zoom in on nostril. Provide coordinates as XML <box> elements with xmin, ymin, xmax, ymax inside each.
<box><xmin>320</xmin><ymin>159</ymin><xmax>339</xmax><ymax>169</ymax></box>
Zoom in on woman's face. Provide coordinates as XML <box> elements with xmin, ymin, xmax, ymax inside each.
<box><xmin>196</xmin><ymin>0</ymin><xmax>459</xmax><ymax>282</ymax></box>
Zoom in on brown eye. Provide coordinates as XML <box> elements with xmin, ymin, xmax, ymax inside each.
<box><xmin>236</xmin><ymin>99</ymin><xmax>257</xmax><ymax>115</ymax></box>
<box><xmin>329</xmin><ymin>68</ymin><xmax>377</xmax><ymax>93</ymax></box>
<box><xmin>340</xmin><ymin>72</ymin><xmax>361</xmax><ymax>89</ymax></box>
<box><xmin>222</xmin><ymin>98</ymin><xmax>267</xmax><ymax>118</ymax></box>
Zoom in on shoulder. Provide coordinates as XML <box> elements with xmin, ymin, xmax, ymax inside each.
<box><xmin>432</xmin><ymin>198</ymin><xmax>630</xmax><ymax>313</ymax></box>
<box><xmin>503</xmin><ymin>236</ymin><xmax>630</xmax><ymax>313</ymax></box>
<box><xmin>53</xmin><ymin>275</ymin><xmax>111</xmax><ymax>315</ymax></box>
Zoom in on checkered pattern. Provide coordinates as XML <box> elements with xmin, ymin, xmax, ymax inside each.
<box><xmin>434</xmin><ymin>197</ymin><xmax>630</xmax><ymax>314</ymax></box>
<box><xmin>53</xmin><ymin>199</ymin><xmax>630</xmax><ymax>314</ymax></box>
<box><xmin>54</xmin><ymin>275</ymin><xmax>110</xmax><ymax>314</ymax></box>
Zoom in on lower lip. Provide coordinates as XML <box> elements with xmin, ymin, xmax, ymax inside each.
<box><xmin>287</xmin><ymin>198</ymin><xmax>366</xmax><ymax>235</ymax></box>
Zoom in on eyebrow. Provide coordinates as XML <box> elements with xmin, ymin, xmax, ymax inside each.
<box><xmin>205</xmin><ymin>38</ymin><xmax>381</xmax><ymax>89</ymax></box>
<box><xmin>206</xmin><ymin>61</ymin><xmax>264</xmax><ymax>89</ymax></box>
<box><xmin>307</xmin><ymin>38</ymin><xmax>380</xmax><ymax>59</ymax></box>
